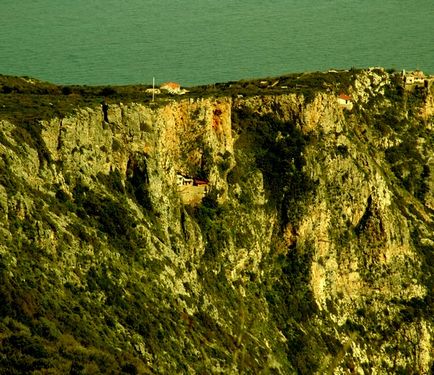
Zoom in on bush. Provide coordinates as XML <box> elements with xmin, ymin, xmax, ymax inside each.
<box><xmin>125</xmin><ymin>153</ymin><xmax>153</xmax><ymax>211</ymax></box>
<box><xmin>194</xmin><ymin>195</ymin><xmax>231</xmax><ymax>259</ymax></box>
<box><xmin>99</xmin><ymin>87</ymin><xmax>116</xmax><ymax>97</ymax></box>
<box><xmin>72</xmin><ymin>183</ymin><xmax>138</xmax><ymax>254</ymax></box>
<box><xmin>61</xmin><ymin>86</ymin><xmax>72</xmax><ymax>95</ymax></box>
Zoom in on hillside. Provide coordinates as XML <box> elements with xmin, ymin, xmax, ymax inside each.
<box><xmin>0</xmin><ymin>69</ymin><xmax>433</xmax><ymax>374</ymax></box>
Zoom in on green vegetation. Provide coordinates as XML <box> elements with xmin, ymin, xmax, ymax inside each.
<box><xmin>231</xmin><ymin>107</ymin><xmax>316</xmax><ymax>224</ymax></box>
<box><xmin>0</xmin><ymin>69</ymin><xmax>360</xmax><ymax>128</ymax></box>
<box><xmin>351</xmin><ymin>72</ymin><xmax>433</xmax><ymax>204</ymax></box>
<box><xmin>188</xmin><ymin>69</ymin><xmax>359</xmax><ymax>102</ymax></box>
<box><xmin>0</xmin><ymin>69</ymin><xmax>433</xmax><ymax>373</ymax></box>
<box><xmin>0</xmin><ymin>74</ymin><xmax>154</xmax><ymax>123</ymax></box>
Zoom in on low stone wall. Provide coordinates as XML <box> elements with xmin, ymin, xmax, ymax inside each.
<box><xmin>178</xmin><ymin>185</ymin><xmax>207</xmax><ymax>205</ymax></box>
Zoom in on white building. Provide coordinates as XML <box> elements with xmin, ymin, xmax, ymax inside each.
<box><xmin>160</xmin><ymin>82</ymin><xmax>188</xmax><ymax>95</ymax></box>
<box><xmin>176</xmin><ymin>174</ymin><xmax>193</xmax><ymax>187</ymax></box>
<box><xmin>337</xmin><ymin>93</ymin><xmax>353</xmax><ymax>110</ymax></box>
<box><xmin>403</xmin><ymin>70</ymin><xmax>425</xmax><ymax>86</ymax></box>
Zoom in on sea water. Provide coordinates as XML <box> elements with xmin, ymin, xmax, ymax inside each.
<box><xmin>1</xmin><ymin>0</ymin><xmax>433</xmax><ymax>86</ymax></box>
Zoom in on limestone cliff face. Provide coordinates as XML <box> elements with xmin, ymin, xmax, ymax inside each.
<box><xmin>0</xmin><ymin>70</ymin><xmax>433</xmax><ymax>374</ymax></box>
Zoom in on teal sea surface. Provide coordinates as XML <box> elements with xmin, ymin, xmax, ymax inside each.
<box><xmin>1</xmin><ymin>0</ymin><xmax>433</xmax><ymax>86</ymax></box>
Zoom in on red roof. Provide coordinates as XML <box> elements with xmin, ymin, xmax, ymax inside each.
<box><xmin>194</xmin><ymin>178</ymin><xmax>208</xmax><ymax>185</ymax></box>
<box><xmin>339</xmin><ymin>93</ymin><xmax>352</xmax><ymax>101</ymax></box>
<box><xmin>161</xmin><ymin>82</ymin><xmax>181</xmax><ymax>90</ymax></box>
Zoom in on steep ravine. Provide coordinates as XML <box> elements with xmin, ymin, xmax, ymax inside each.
<box><xmin>0</xmin><ymin>70</ymin><xmax>433</xmax><ymax>374</ymax></box>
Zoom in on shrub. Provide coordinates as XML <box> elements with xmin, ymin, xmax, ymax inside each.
<box><xmin>99</xmin><ymin>87</ymin><xmax>116</xmax><ymax>97</ymax></box>
<box><xmin>61</xmin><ymin>86</ymin><xmax>72</xmax><ymax>95</ymax></box>
<box><xmin>72</xmin><ymin>183</ymin><xmax>138</xmax><ymax>254</ymax></box>
<box><xmin>336</xmin><ymin>144</ymin><xmax>349</xmax><ymax>157</ymax></box>
<box><xmin>125</xmin><ymin>154</ymin><xmax>153</xmax><ymax>211</ymax></box>
<box><xmin>194</xmin><ymin>195</ymin><xmax>231</xmax><ymax>259</ymax></box>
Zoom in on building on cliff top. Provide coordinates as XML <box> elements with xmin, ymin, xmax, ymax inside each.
<box><xmin>337</xmin><ymin>93</ymin><xmax>353</xmax><ymax>110</ymax></box>
<box><xmin>160</xmin><ymin>82</ymin><xmax>188</xmax><ymax>95</ymax></box>
<box><xmin>402</xmin><ymin>70</ymin><xmax>426</xmax><ymax>85</ymax></box>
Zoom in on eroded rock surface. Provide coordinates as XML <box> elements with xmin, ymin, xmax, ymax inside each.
<box><xmin>0</xmin><ymin>70</ymin><xmax>433</xmax><ymax>374</ymax></box>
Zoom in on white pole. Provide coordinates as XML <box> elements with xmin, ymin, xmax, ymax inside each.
<box><xmin>152</xmin><ymin>77</ymin><xmax>155</xmax><ymax>102</ymax></box>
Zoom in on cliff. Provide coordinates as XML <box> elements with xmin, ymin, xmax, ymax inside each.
<box><xmin>0</xmin><ymin>69</ymin><xmax>433</xmax><ymax>374</ymax></box>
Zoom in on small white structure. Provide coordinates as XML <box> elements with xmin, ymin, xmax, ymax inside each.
<box><xmin>145</xmin><ymin>88</ymin><xmax>161</xmax><ymax>95</ymax></box>
<box><xmin>176</xmin><ymin>174</ymin><xmax>209</xmax><ymax>204</ymax></box>
<box><xmin>404</xmin><ymin>75</ymin><xmax>415</xmax><ymax>85</ymax></box>
<box><xmin>414</xmin><ymin>71</ymin><xmax>425</xmax><ymax>84</ymax></box>
<box><xmin>160</xmin><ymin>82</ymin><xmax>188</xmax><ymax>95</ymax></box>
<box><xmin>161</xmin><ymin>82</ymin><xmax>180</xmax><ymax>92</ymax></box>
<box><xmin>176</xmin><ymin>174</ymin><xmax>193</xmax><ymax>187</ymax></box>
<box><xmin>337</xmin><ymin>93</ymin><xmax>353</xmax><ymax>110</ymax></box>
<box><xmin>403</xmin><ymin>70</ymin><xmax>426</xmax><ymax>86</ymax></box>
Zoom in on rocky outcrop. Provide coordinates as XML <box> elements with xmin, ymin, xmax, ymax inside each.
<box><xmin>0</xmin><ymin>70</ymin><xmax>433</xmax><ymax>374</ymax></box>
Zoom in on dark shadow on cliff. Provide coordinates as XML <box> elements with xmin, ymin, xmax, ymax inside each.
<box><xmin>231</xmin><ymin>107</ymin><xmax>317</xmax><ymax>226</ymax></box>
<box><xmin>213</xmin><ymin>106</ymin><xmax>325</xmax><ymax>372</ymax></box>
